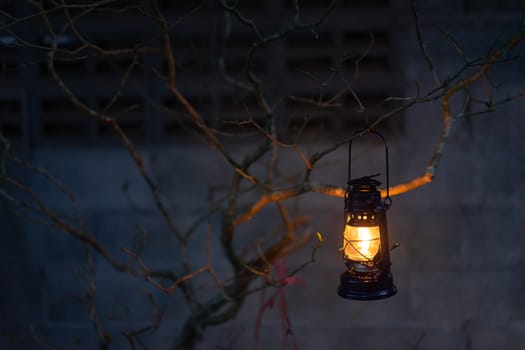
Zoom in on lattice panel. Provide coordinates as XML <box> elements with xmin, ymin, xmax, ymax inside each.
<box><xmin>0</xmin><ymin>0</ymin><xmax>404</xmax><ymax>145</ymax></box>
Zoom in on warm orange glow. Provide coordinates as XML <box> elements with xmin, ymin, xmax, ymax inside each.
<box><xmin>343</xmin><ymin>225</ymin><xmax>380</xmax><ymax>261</ymax></box>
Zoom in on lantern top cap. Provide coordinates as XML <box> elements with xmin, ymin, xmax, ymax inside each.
<box><xmin>349</xmin><ymin>174</ymin><xmax>381</xmax><ymax>192</ymax></box>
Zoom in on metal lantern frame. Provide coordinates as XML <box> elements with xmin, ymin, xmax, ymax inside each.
<box><xmin>337</xmin><ymin>129</ymin><xmax>397</xmax><ymax>301</ymax></box>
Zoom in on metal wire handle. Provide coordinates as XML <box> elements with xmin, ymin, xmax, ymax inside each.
<box><xmin>347</xmin><ymin>129</ymin><xmax>391</xmax><ymax>208</ymax></box>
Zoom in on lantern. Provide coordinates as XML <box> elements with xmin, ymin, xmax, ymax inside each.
<box><xmin>337</xmin><ymin>130</ymin><xmax>397</xmax><ymax>300</ymax></box>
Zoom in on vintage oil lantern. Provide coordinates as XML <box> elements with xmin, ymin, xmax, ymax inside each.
<box><xmin>338</xmin><ymin>130</ymin><xmax>397</xmax><ymax>300</ymax></box>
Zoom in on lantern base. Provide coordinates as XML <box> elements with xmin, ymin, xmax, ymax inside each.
<box><xmin>337</xmin><ymin>270</ymin><xmax>397</xmax><ymax>300</ymax></box>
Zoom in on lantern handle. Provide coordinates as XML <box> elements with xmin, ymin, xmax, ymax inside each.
<box><xmin>347</xmin><ymin>129</ymin><xmax>391</xmax><ymax>208</ymax></box>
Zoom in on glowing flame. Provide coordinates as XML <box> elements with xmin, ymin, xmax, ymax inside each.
<box><xmin>343</xmin><ymin>225</ymin><xmax>380</xmax><ymax>261</ymax></box>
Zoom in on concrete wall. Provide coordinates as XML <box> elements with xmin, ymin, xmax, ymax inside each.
<box><xmin>1</xmin><ymin>1</ymin><xmax>525</xmax><ymax>349</ymax></box>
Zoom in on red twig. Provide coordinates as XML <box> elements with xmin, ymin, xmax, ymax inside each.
<box><xmin>252</xmin><ymin>258</ymin><xmax>303</xmax><ymax>350</ymax></box>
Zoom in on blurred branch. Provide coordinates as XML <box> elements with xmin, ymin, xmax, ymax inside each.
<box><xmin>75</xmin><ymin>249</ymin><xmax>111</xmax><ymax>349</ymax></box>
<box><xmin>152</xmin><ymin>1</ymin><xmax>262</xmax><ymax>187</ymax></box>
<box><xmin>412</xmin><ymin>0</ymin><xmax>440</xmax><ymax>86</ymax></box>
<box><xmin>38</xmin><ymin>1</ymin><xmax>186</xmax><ymax>244</ymax></box>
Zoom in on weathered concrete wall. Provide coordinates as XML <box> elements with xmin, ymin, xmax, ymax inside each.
<box><xmin>1</xmin><ymin>1</ymin><xmax>525</xmax><ymax>349</ymax></box>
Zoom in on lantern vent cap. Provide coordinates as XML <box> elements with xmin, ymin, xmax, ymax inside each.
<box><xmin>349</xmin><ymin>174</ymin><xmax>382</xmax><ymax>193</ymax></box>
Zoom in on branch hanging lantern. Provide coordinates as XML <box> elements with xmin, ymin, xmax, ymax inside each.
<box><xmin>338</xmin><ymin>130</ymin><xmax>397</xmax><ymax>300</ymax></box>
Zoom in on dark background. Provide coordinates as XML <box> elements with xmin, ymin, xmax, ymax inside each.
<box><xmin>0</xmin><ymin>0</ymin><xmax>524</xmax><ymax>349</ymax></box>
